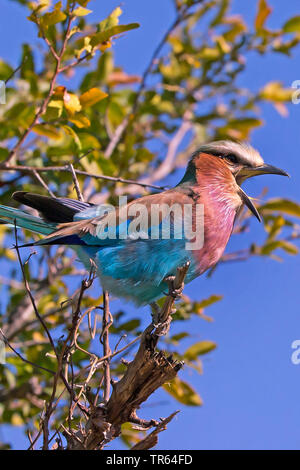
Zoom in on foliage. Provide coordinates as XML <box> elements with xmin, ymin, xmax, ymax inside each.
<box><xmin>0</xmin><ymin>0</ymin><xmax>299</xmax><ymax>450</ymax></box>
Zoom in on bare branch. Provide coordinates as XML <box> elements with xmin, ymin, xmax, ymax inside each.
<box><xmin>131</xmin><ymin>411</ymin><xmax>179</xmax><ymax>450</ymax></box>
<box><xmin>0</xmin><ymin>164</ymin><xmax>167</xmax><ymax>191</ymax></box>
<box><xmin>63</xmin><ymin>262</ymin><xmax>189</xmax><ymax>449</ymax></box>
<box><xmin>68</xmin><ymin>163</ymin><xmax>84</xmax><ymax>202</ymax></box>
<box><xmin>100</xmin><ymin>290</ymin><xmax>112</xmax><ymax>403</ymax></box>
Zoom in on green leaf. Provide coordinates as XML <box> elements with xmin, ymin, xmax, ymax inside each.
<box><xmin>196</xmin><ymin>295</ymin><xmax>223</xmax><ymax>309</ymax></box>
<box><xmin>260</xmin><ymin>240</ymin><xmax>299</xmax><ymax>255</ymax></box>
<box><xmin>210</xmin><ymin>0</ymin><xmax>230</xmax><ymax>27</ymax></box>
<box><xmin>62</xmin><ymin>125</ymin><xmax>82</xmax><ymax>149</ymax></box>
<box><xmin>113</xmin><ymin>319</ymin><xmax>140</xmax><ymax>333</ymax></box>
<box><xmin>0</xmin><ymin>148</ymin><xmax>9</xmax><ymax>160</ymax></box>
<box><xmin>0</xmin><ymin>60</ymin><xmax>13</xmax><ymax>81</ymax></box>
<box><xmin>279</xmin><ymin>241</ymin><xmax>299</xmax><ymax>255</ymax></box>
<box><xmin>90</xmin><ymin>24</ymin><xmax>140</xmax><ymax>48</ymax></box>
<box><xmin>283</xmin><ymin>16</ymin><xmax>300</xmax><ymax>33</ymax></box>
<box><xmin>170</xmin><ymin>332</ymin><xmax>190</xmax><ymax>343</ymax></box>
<box><xmin>163</xmin><ymin>377</ymin><xmax>203</xmax><ymax>406</ymax></box>
<box><xmin>43</xmin><ymin>99</ymin><xmax>64</xmax><ymax>121</ymax></box>
<box><xmin>77</xmin><ymin>0</ymin><xmax>91</xmax><ymax>6</ymax></box>
<box><xmin>68</xmin><ymin>113</ymin><xmax>91</xmax><ymax>128</ymax></box>
<box><xmin>260</xmin><ymin>199</ymin><xmax>300</xmax><ymax>217</ymax></box>
<box><xmin>40</xmin><ymin>2</ymin><xmax>67</xmax><ymax>27</ymax></box>
<box><xmin>218</xmin><ymin>118</ymin><xmax>263</xmax><ymax>139</ymax></box>
<box><xmin>198</xmin><ymin>47</ymin><xmax>221</xmax><ymax>61</ymax></box>
<box><xmin>32</xmin><ymin>124</ymin><xmax>62</xmax><ymax>139</ymax></box>
<box><xmin>20</xmin><ymin>44</ymin><xmax>35</xmax><ymax>79</ymax></box>
<box><xmin>99</xmin><ymin>6</ymin><xmax>122</xmax><ymax>31</ymax></box>
<box><xmin>72</xmin><ymin>6</ymin><xmax>92</xmax><ymax>17</ymax></box>
<box><xmin>184</xmin><ymin>341</ymin><xmax>217</xmax><ymax>360</ymax></box>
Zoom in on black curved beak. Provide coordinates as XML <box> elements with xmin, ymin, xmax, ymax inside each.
<box><xmin>237</xmin><ymin>164</ymin><xmax>289</xmax><ymax>222</ymax></box>
<box><xmin>238</xmin><ymin>164</ymin><xmax>290</xmax><ymax>179</ymax></box>
<box><xmin>238</xmin><ymin>187</ymin><xmax>261</xmax><ymax>222</ymax></box>
<box><xmin>251</xmin><ymin>164</ymin><xmax>290</xmax><ymax>177</ymax></box>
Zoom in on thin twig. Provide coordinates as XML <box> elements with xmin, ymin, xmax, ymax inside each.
<box><xmin>100</xmin><ymin>290</ymin><xmax>112</xmax><ymax>403</ymax></box>
<box><xmin>14</xmin><ymin>226</ymin><xmax>57</xmax><ymax>355</ymax></box>
<box><xmin>0</xmin><ymin>164</ymin><xmax>167</xmax><ymax>190</ymax></box>
<box><xmin>5</xmin><ymin>59</ymin><xmax>25</xmax><ymax>85</ymax></box>
<box><xmin>0</xmin><ymin>328</ymin><xmax>55</xmax><ymax>375</ymax></box>
<box><xmin>32</xmin><ymin>170</ymin><xmax>56</xmax><ymax>197</ymax></box>
<box><xmin>68</xmin><ymin>163</ymin><xmax>84</xmax><ymax>202</ymax></box>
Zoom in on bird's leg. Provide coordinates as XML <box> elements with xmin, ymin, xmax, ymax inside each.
<box><xmin>164</xmin><ymin>275</ymin><xmax>184</xmax><ymax>300</ymax></box>
<box><xmin>150</xmin><ymin>300</ymin><xmax>176</xmax><ymax>336</ymax></box>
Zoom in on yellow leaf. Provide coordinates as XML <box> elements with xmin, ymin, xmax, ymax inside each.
<box><xmin>32</xmin><ymin>124</ymin><xmax>61</xmax><ymax>139</ymax></box>
<box><xmin>216</xmin><ymin>35</ymin><xmax>231</xmax><ymax>54</ymax></box>
<box><xmin>260</xmin><ymin>199</ymin><xmax>300</xmax><ymax>217</ymax></box>
<box><xmin>32</xmin><ymin>331</ymin><xmax>47</xmax><ymax>343</ymax></box>
<box><xmin>255</xmin><ymin>0</ymin><xmax>272</xmax><ymax>31</ymax></box>
<box><xmin>63</xmin><ymin>125</ymin><xmax>82</xmax><ymax>149</ymax></box>
<box><xmin>72</xmin><ymin>6</ymin><xmax>92</xmax><ymax>17</ymax></box>
<box><xmin>11</xmin><ymin>413</ymin><xmax>24</xmax><ymax>427</ymax></box>
<box><xmin>283</xmin><ymin>16</ymin><xmax>300</xmax><ymax>33</ymax></box>
<box><xmin>199</xmin><ymin>47</ymin><xmax>221</xmax><ymax>61</ymax></box>
<box><xmin>260</xmin><ymin>81</ymin><xmax>293</xmax><ymax>102</ymax></box>
<box><xmin>40</xmin><ymin>1</ymin><xmax>67</xmax><ymax>28</ymax></box>
<box><xmin>69</xmin><ymin>113</ymin><xmax>91</xmax><ymax>128</ymax></box>
<box><xmin>184</xmin><ymin>341</ymin><xmax>217</xmax><ymax>360</ymax></box>
<box><xmin>163</xmin><ymin>377</ymin><xmax>203</xmax><ymax>406</ymax></box>
<box><xmin>79</xmin><ymin>88</ymin><xmax>108</xmax><ymax>108</ymax></box>
<box><xmin>63</xmin><ymin>92</ymin><xmax>82</xmax><ymax>115</ymax></box>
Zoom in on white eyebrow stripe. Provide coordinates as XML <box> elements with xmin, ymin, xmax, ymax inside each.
<box><xmin>198</xmin><ymin>140</ymin><xmax>264</xmax><ymax>167</ymax></box>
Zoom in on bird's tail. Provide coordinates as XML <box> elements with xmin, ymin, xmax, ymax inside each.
<box><xmin>0</xmin><ymin>204</ymin><xmax>56</xmax><ymax>235</ymax></box>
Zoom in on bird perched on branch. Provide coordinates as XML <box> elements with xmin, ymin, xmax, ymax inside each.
<box><xmin>0</xmin><ymin>140</ymin><xmax>288</xmax><ymax>305</ymax></box>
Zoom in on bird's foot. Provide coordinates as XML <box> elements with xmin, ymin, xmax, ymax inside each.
<box><xmin>152</xmin><ymin>315</ymin><xmax>173</xmax><ymax>336</ymax></box>
<box><xmin>150</xmin><ymin>302</ymin><xmax>176</xmax><ymax>336</ymax></box>
<box><xmin>164</xmin><ymin>275</ymin><xmax>184</xmax><ymax>300</ymax></box>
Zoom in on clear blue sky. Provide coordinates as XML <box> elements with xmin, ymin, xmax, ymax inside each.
<box><xmin>1</xmin><ymin>0</ymin><xmax>300</xmax><ymax>450</ymax></box>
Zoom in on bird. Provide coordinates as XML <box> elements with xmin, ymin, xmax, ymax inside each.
<box><xmin>0</xmin><ymin>140</ymin><xmax>288</xmax><ymax>306</ymax></box>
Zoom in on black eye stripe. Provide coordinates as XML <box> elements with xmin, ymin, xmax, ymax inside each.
<box><xmin>206</xmin><ymin>151</ymin><xmax>239</xmax><ymax>164</ymax></box>
<box><xmin>224</xmin><ymin>154</ymin><xmax>238</xmax><ymax>164</ymax></box>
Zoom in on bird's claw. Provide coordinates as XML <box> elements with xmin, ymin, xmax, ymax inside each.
<box><xmin>152</xmin><ymin>316</ymin><xmax>172</xmax><ymax>336</ymax></box>
<box><xmin>164</xmin><ymin>275</ymin><xmax>184</xmax><ymax>300</ymax></box>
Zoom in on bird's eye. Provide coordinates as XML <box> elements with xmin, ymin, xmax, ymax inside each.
<box><xmin>225</xmin><ymin>154</ymin><xmax>238</xmax><ymax>164</ymax></box>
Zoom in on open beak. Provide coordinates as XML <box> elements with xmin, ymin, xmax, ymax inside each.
<box><xmin>238</xmin><ymin>187</ymin><xmax>261</xmax><ymax>222</ymax></box>
<box><xmin>237</xmin><ymin>164</ymin><xmax>289</xmax><ymax>222</ymax></box>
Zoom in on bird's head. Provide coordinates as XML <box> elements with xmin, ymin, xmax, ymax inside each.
<box><xmin>187</xmin><ymin>140</ymin><xmax>289</xmax><ymax>222</ymax></box>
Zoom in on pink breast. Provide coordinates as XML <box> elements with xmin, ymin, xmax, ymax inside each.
<box><xmin>192</xmin><ymin>194</ymin><xmax>238</xmax><ymax>274</ymax></box>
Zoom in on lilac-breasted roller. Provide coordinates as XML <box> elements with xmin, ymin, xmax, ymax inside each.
<box><xmin>0</xmin><ymin>141</ymin><xmax>288</xmax><ymax>305</ymax></box>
